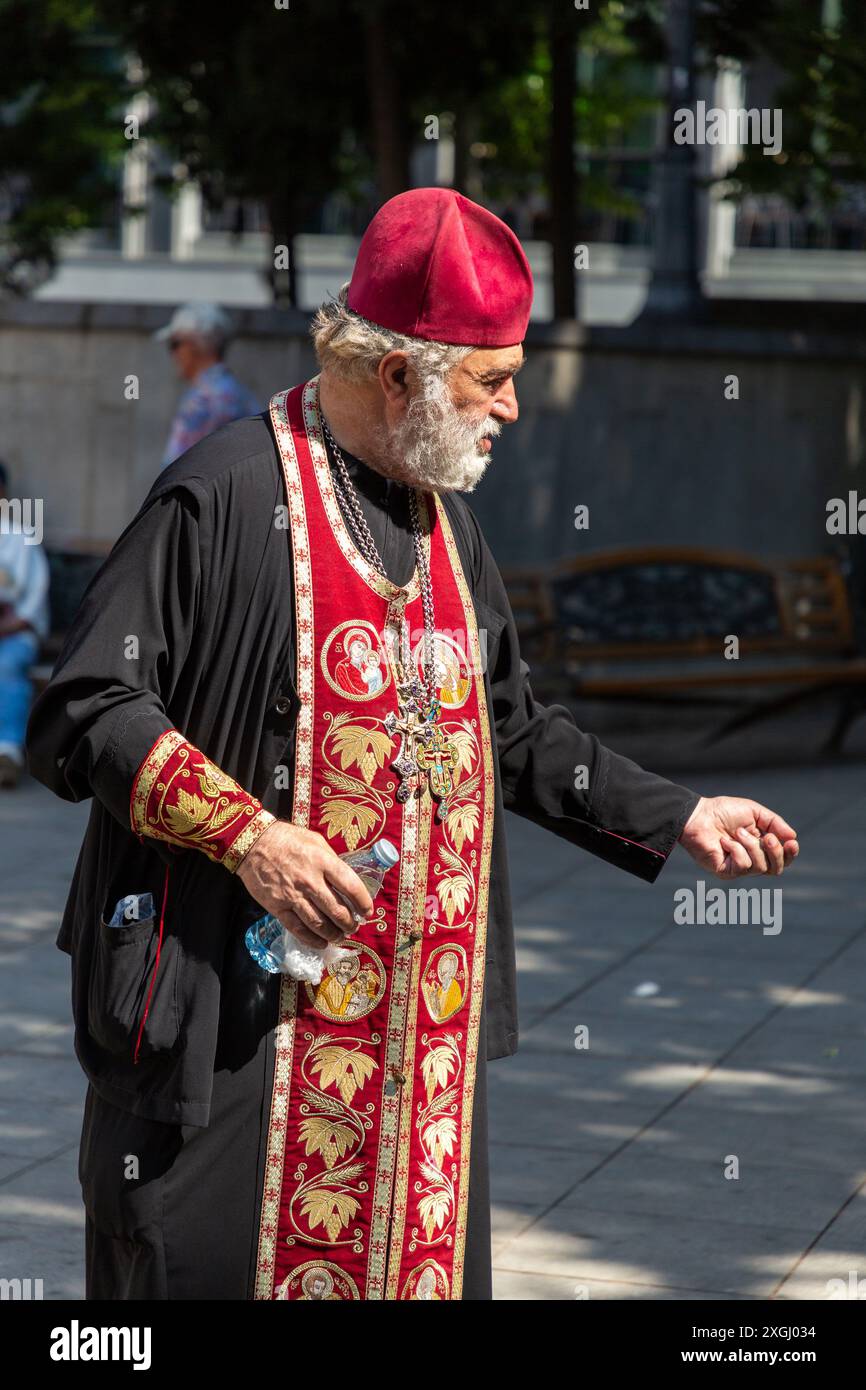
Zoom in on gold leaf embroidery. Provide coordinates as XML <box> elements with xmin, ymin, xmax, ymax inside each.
<box><xmin>413</xmin><ymin>1038</ymin><xmax>461</xmax><ymax>1249</ymax></box>
<box><xmin>434</xmin><ymin>845</ymin><xmax>474</xmax><ymax>926</ymax></box>
<box><xmin>436</xmin><ymin>874</ymin><xmax>472</xmax><ymax>926</ymax></box>
<box><xmin>318</xmin><ymin>800</ymin><xmax>378</xmax><ymax>854</ymax></box>
<box><xmin>309</xmin><ymin>1046</ymin><xmax>378</xmax><ymax>1105</ymax></box>
<box><xmin>329</xmin><ymin>723</ymin><xmax>394</xmax><ymax>786</ymax></box>
<box><xmin>299</xmin><ymin>1116</ymin><xmax>358</xmax><ymax>1169</ymax></box>
<box><xmin>318</xmin><ymin>716</ymin><xmax>391</xmax><ymax>855</ymax></box>
<box><xmin>165</xmin><ymin>789</ymin><xmax>211</xmax><ymax>835</ymax></box>
<box><xmin>421</xmin><ymin>1115</ymin><xmax>458</xmax><ymax>1167</ymax></box>
<box><xmin>418</xmin><ymin>1187</ymin><xmax>451</xmax><ymax>1240</ymax></box>
<box><xmin>421</xmin><ymin>1045</ymin><xmax>458</xmax><ymax>1102</ymax></box>
<box><xmin>299</xmin><ymin>1188</ymin><xmax>362</xmax><ymax>1242</ymax></box>
<box><xmin>445</xmin><ymin>802</ymin><xmax>479</xmax><ymax>852</ymax></box>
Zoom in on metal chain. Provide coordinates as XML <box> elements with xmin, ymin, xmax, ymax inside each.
<box><xmin>409</xmin><ymin>487</ymin><xmax>437</xmax><ymax>707</ymax></box>
<box><xmin>319</xmin><ymin>396</ymin><xmax>438</xmax><ymax>710</ymax></box>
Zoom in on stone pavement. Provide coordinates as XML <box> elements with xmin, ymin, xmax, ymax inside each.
<box><xmin>2</xmin><ymin>742</ymin><xmax>866</xmax><ymax>1301</ymax></box>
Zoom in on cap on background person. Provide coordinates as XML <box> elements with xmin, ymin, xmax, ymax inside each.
<box><xmin>153</xmin><ymin>303</ymin><xmax>234</xmax><ymax>356</ymax></box>
<box><xmin>156</xmin><ymin>302</ymin><xmax>262</xmax><ymax>467</ymax></box>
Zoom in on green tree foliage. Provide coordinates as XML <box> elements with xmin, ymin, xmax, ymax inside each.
<box><xmin>93</xmin><ymin>0</ymin><xmax>370</xmax><ymax>304</ymax></box>
<box><xmin>699</xmin><ymin>0</ymin><xmax>866</xmax><ymax>210</ymax></box>
<box><xmin>461</xmin><ymin>2</ymin><xmax>664</xmax><ymax>222</ymax></box>
<box><xmin>9</xmin><ymin>1</ymin><xmax>863</xmax><ymax>306</ymax></box>
<box><xmin>0</xmin><ymin>0</ymin><xmax>129</xmax><ymax>295</ymax></box>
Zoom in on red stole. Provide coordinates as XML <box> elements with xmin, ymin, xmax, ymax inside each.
<box><xmin>253</xmin><ymin>379</ymin><xmax>495</xmax><ymax>1301</ymax></box>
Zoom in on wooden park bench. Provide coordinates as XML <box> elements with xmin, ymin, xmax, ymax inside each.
<box><xmin>501</xmin><ymin>546</ymin><xmax>866</xmax><ymax>752</ymax></box>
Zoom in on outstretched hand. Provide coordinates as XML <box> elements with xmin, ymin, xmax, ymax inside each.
<box><xmin>678</xmin><ymin>796</ymin><xmax>799</xmax><ymax>878</ymax></box>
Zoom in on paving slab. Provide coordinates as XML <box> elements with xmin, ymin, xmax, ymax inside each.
<box><xmin>492</xmin><ymin>1267</ymin><xmax>759</xmax><ymax>1300</ymax></box>
<box><xmin>557</xmin><ymin>1148</ymin><xmax>859</xmax><ymax>1232</ymax></box>
<box><xmin>2</xmin><ymin>756</ymin><xmax>866</xmax><ymax>1301</ymax></box>
<box><xmin>492</xmin><ymin>1205</ymin><xmax>812</xmax><ymax>1298</ymax></box>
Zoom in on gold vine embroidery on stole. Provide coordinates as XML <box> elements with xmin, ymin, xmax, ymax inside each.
<box><xmin>286</xmin><ymin>1032</ymin><xmax>380</xmax><ymax>1250</ymax></box>
<box><xmin>317</xmin><ymin>710</ymin><xmax>395</xmax><ymax>854</ymax></box>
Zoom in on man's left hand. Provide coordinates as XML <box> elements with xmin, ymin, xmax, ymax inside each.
<box><xmin>678</xmin><ymin>796</ymin><xmax>799</xmax><ymax>878</ymax></box>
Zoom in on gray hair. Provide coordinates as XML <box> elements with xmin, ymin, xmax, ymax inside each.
<box><xmin>311</xmin><ymin>283</ymin><xmax>475</xmax><ymax>384</ymax></box>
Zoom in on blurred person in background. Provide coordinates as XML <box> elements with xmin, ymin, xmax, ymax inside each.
<box><xmin>0</xmin><ymin>460</ymin><xmax>49</xmax><ymax>789</ymax></box>
<box><xmin>155</xmin><ymin>302</ymin><xmax>263</xmax><ymax>468</ymax></box>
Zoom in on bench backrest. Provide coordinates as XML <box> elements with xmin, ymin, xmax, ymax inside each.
<box><xmin>503</xmin><ymin>547</ymin><xmax>854</xmax><ymax>662</ymax></box>
<box><xmin>41</xmin><ymin>547</ymin><xmax>111</xmax><ymax>660</ymax></box>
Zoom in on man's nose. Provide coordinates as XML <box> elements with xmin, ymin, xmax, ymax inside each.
<box><xmin>492</xmin><ymin>379</ymin><xmax>519</xmax><ymax>424</ymax></box>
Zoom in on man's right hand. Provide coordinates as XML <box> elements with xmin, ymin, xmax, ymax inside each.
<box><xmin>236</xmin><ymin>820</ymin><xmax>375</xmax><ymax>948</ymax></box>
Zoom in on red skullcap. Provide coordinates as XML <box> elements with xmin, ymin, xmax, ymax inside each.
<box><xmin>346</xmin><ymin>187</ymin><xmax>533</xmax><ymax>348</ymax></box>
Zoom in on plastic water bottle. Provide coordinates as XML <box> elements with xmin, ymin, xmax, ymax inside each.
<box><xmin>244</xmin><ymin>838</ymin><xmax>399</xmax><ymax>976</ymax></box>
<box><xmin>340</xmin><ymin>838</ymin><xmax>400</xmax><ymax>899</ymax></box>
<box><xmin>244</xmin><ymin>913</ymin><xmax>286</xmax><ymax>973</ymax></box>
<box><xmin>107</xmin><ymin>893</ymin><xmax>155</xmax><ymax>927</ymax></box>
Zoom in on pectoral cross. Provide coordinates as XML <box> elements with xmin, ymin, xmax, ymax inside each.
<box><xmin>384</xmin><ymin>678</ymin><xmax>459</xmax><ymax>817</ymax></box>
<box><xmin>415</xmin><ymin>718</ymin><xmax>459</xmax><ymax>821</ymax></box>
<box><xmin>384</xmin><ymin>677</ymin><xmax>432</xmax><ymax>804</ymax></box>
<box><xmin>383</xmin><ymin>615</ymin><xmax>458</xmax><ymax>813</ymax></box>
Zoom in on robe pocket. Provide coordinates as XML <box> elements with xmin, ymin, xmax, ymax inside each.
<box><xmin>88</xmin><ymin>903</ymin><xmax>180</xmax><ymax>1059</ymax></box>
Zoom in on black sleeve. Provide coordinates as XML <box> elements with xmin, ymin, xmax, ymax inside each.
<box><xmin>464</xmin><ymin>503</ymin><xmax>701</xmax><ymax>883</ymax></box>
<box><xmin>25</xmin><ymin>481</ymin><xmax>208</xmax><ymax>835</ymax></box>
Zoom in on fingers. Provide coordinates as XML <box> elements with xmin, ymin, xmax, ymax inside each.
<box><xmin>289</xmin><ymin>894</ymin><xmax>348</xmax><ymax>943</ymax></box>
<box><xmin>719</xmin><ymin>834</ymin><xmax>753</xmax><ymax>875</ymax></box>
<box><xmin>324</xmin><ymin>858</ymin><xmax>376</xmax><ymax>919</ymax></box>
<box><xmin>750</xmin><ymin>803</ymin><xmax>797</xmax><ymax>843</ymax></box>
<box><xmin>279</xmin><ymin>912</ymin><xmax>327</xmax><ymax>950</ymax></box>
<box><xmin>735</xmin><ymin>826</ymin><xmax>770</xmax><ymax>873</ymax></box>
<box><xmin>761</xmin><ymin>834</ymin><xmax>785</xmax><ymax>875</ymax></box>
<box><xmin>309</xmin><ymin>880</ymin><xmax>370</xmax><ymax>939</ymax></box>
<box><xmin>721</xmin><ymin>827</ymin><xmax>795</xmax><ymax>877</ymax></box>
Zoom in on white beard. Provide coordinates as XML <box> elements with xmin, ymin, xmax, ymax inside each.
<box><xmin>371</xmin><ymin>373</ymin><xmax>502</xmax><ymax>493</ymax></box>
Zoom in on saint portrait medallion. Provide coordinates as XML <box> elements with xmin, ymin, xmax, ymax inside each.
<box><xmin>321</xmin><ymin>619</ymin><xmax>391</xmax><ymax>702</ymax></box>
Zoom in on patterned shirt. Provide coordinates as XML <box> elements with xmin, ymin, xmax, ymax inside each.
<box><xmin>162</xmin><ymin>363</ymin><xmax>263</xmax><ymax>468</ymax></box>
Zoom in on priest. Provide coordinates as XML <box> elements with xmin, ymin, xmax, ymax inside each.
<box><xmin>25</xmin><ymin>187</ymin><xmax>799</xmax><ymax>1302</ymax></box>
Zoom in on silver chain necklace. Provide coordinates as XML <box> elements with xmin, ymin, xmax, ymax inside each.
<box><xmin>317</xmin><ymin>387</ymin><xmax>459</xmax><ymax>815</ymax></box>
<box><xmin>318</xmin><ymin>399</ymin><xmax>438</xmax><ymax>710</ymax></box>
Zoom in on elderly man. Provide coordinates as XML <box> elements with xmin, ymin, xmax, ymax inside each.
<box><xmin>156</xmin><ymin>301</ymin><xmax>262</xmax><ymax>468</ymax></box>
<box><xmin>26</xmin><ymin>188</ymin><xmax>798</xmax><ymax>1302</ymax></box>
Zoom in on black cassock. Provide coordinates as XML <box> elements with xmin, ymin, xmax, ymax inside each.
<box><xmin>26</xmin><ymin>405</ymin><xmax>700</xmax><ymax>1300</ymax></box>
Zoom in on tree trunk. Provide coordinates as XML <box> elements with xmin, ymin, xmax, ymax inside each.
<box><xmin>364</xmin><ymin>6</ymin><xmax>411</xmax><ymax>204</ymax></box>
<box><xmin>641</xmin><ymin>0</ymin><xmax>704</xmax><ymax>319</ymax></box>
<box><xmin>452</xmin><ymin>101</ymin><xmax>471</xmax><ymax>195</ymax></box>
<box><xmin>266</xmin><ymin>190</ymin><xmax>298</xmax><ymax>308</ymax></box>
<box><xmin>549</xmin><ymin>0</ymin><xmax>578</xmax><ymax>321</ymax></box>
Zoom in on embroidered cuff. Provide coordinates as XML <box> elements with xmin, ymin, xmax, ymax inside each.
<box><xmin>130</xmin><ymin>730</ymin><xmax>275</xmax><ymax>872</ymax></box>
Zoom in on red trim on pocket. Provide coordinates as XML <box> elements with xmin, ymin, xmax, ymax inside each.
<box><xmin>133</xmin><ymin>863</ymin><xmax>170</xmax><ymax>1066</ymax></box>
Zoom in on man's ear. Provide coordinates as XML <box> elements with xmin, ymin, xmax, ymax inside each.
<box><xmin>378</xmin><ymin>350</ymin><xmax>412</xmax><ymax>404</ymax></box>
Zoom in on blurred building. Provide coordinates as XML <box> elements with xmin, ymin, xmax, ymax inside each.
<box><xmin>33</xmin><ymin>51</ymin><xmax>866</xmax><ymax>326</ymax></box>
